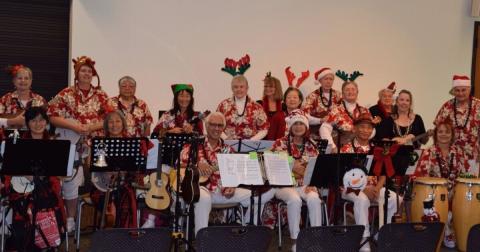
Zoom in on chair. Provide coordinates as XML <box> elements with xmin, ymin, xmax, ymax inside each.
<box><xmin>297</xmin><ymin>225</ymin><xmax>365</xmax><ymax>252</ymax></box>
<box><xmin>377</xmin><ymin>222</ymin><xmax>444</xmax><ymax>252</ymax></box>
<box><xmin>88</xmin><ymin>227</ymin><xmax>172</xmax><ymax>252</ymax></box>
<box><xmin>75</xmin><ymin>193</ymin><xmax>97</xmax><ymax>252</ymax></box>
<box><xmin>211</xmin><ymin>202</ymin><xmax>245</xmax><ymax>226</ymax></box>
<box><xmin>196</xmin><ymin>226</ymin><xmax>272</xmax><ymax>252</ymax></box>
<box><xmin>467</xmin><ymin>224</ymin><xmax>480</xmax><ymax>252</ymax></box>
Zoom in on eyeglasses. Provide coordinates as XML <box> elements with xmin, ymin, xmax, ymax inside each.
<box><xmin>208</xmin><ymin>123</ymin><xmax>224</xmax><ymax>128</ymax></box>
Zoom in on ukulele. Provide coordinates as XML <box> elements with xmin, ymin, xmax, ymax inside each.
<box><xmin>100</xmin><ymin>173</ymin><xmax>116</xmax><ymax>229</ymax></box>
<box><xmin>180</xmin><ymin>142</ymin><xmax>200</xmax><ymax>204</ymax></box>
<box><xmin>145</xmin><ymin>140</ymin><xmax>171</xmax><ymax>210</ymax></box>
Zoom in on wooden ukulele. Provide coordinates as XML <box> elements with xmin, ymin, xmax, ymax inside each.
<box><xmin>100</xmin><ymin>173</ymin><xmax>116</xmax><ymax>229</ymax></box>
<box><xmin>180</xmin><ymin>143</ymin><xmax>200</xmax><ymax>204</ymax></box>
<box><xmin>145</xmin><ymin>140</ymin><xmax>171</xmax><ymax>210</ymax></box>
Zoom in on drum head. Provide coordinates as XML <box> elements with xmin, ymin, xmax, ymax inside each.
<box><xmin>456</xmin><ymin>177</ymin><xmax>480</xmax><ymax>184</ymax></box>
<box><xmin>415</xmin><ymin>177</ymin><xmax>447</xmax><ymax>185</ymax></box>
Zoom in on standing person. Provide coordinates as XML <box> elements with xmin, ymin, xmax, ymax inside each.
<box><xmin>320</xmin><ymin>70</ymin><xmax>374</xmax><ymax>152</ymax></box>
<box><xmin>47</xmin><ymin>56</ymin><xmax>110</xmax><ymax>232</ymax></box>
<box><xmin>0</xmin><ymin>64</ymin><xmax>47</xmax><ymax>128</ymax></box>
<box><xmin>414</xmin><ymin>120</ymin><xmax>472</xmax><ymax>248</ymax></box>
<box><xmin>109</xmin><ymin>76</ymin><xmax>153</xmax><ymax>137</ymax></box>
<box><xmin>369</xmin><ymin>82</ymin><xmax>396</xmax><ymax>124</ymax></box>
<box><xmin>303</xmin><ymin>67</ymin><xmax>342</xmax><ymax>126</ymax></box>
<box><xmin>258</xmin><ymin>72</ymin><xmax>285</xmax><ymax>140</ymax></box>
<box><xmin>151</xmin><ymin>84</ymin><xmax>204</xmax><ymax>137</ymax></box>
<box><xmin>376</xmin><ymin>90</ymin><xmax>429</xmax><ymax>149</ymax></box>
<box><xmin>217</xmin><ymin>55</ymin><xmax>269</xmax><ymax>140</ymax></box>
<box><xmin>435</xmin><ymin>75</ymin><xmax>480</xmax><ymax>159</ymax></box>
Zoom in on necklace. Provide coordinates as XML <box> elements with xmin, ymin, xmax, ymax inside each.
<box><xmin>233</xmin><ymin>96</ymin><xmax>248</xmax><ymax>117</ymax></box>
<box><xmin>435</xmin><ymin>150</ymin><xmax>453</xmax><ymax>179</ymax></box>
<box><xmin>342</xmin><ymin>101</ymin><xmax>358</xmax><ymax>120</ymax></box>
<box><xmin>393</xmin><ymin>118</ymin><xmax>412</xmax><ymax>137</ymax></box>
<box><xmin>287</xmin><ymin>135</ymin><xmax>306</xmax><ymax>159</ymax></box>
<box><xmin>320</xmin><ymin>88</ymin><xmax>333</xmax><ymax>108</ymax></box>
<box><xmin>453</xmin><ymin>97</ymin><xmax>472</xmax><ymax>129</ymax></box>
<box><xmin>117</xmin><ymin>96</ymin><xmax>137</xmax><ymax>115</ymax></box>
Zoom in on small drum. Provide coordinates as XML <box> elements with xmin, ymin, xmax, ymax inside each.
<box><xmin>411</xmin><ymin>177</ymin><xmax>449</xmax><ymax>224</ymax></box>
<box><xmin>452</xmin><ymin>178</ymin><xmax>480</xmax><ymax>252</ymax></box>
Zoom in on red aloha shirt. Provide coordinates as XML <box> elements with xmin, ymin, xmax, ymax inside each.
<box><xmin>180</xmin><ymin>137</ymin><xmax>234</xmax><ymax>192</ymax></box>
<box><xmin>271</xmin><ymin>135</ymin><xmax>319</xmax><ymax>186</ymax></box>
<box><xmin>303</xmin><ymin>88</ymin><xmax>342</xmax><ymax>118</ymax></box>
<box><xmin>326</xmin><ymin>102</ymin><xmax>371</xmax><ymax>132</ymax></box>
<box><xmin>47</xmin><ymin>85</ymin><xmax>110</xmax><ymax>137</ymax></box>
<box><xmin>415</xmin><ymin>145</ymin><xmax>470</xmax><ymax>198</ymax></box>
<box><xmin>0</xmin><ymin>91</ymin><xmax>47</xmax><ymax>114</ymax></box>
<box><xmin>109</xmin><ymin>96</ymin><xmax>153</xmax><ymax>137</ymax></box>
<box><xmin>152</xmin><ymin>110</ymin><xmax>204</xmax><ymax>135</ymax></box>
<box><xmin>216</xmin><ymin>96</ymin><xmax>269</xmax><ymax>139</ymax></box>
<box><xmin>435</xmin><ymin>97</ymin><xmax>480</xmax><ymax>159</ymax></box>
<box><xmin>340</xmin><ymin>140</ymin><xmax>377</xmax><ymax>186</ymax></box>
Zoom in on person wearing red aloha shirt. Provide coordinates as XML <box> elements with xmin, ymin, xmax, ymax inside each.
<box><xmin>0</xmin><ymin>65</ymin><xmax>46</xmax><ymax>128</ymax></box>
<box><xmin>151</xmin><ymin>84</ymin><xmax>204</xmax><ymax>137</ymax></box>
<box><xmin>47</xmin><ymin>56</ymin><xmax>110</xmax><ymax>233</ymax></box>
<box><xmin>434</xmin><ymin>75</ymin><xmax>480</xmax><ymax>160</ymax></box>
<box><xmin>414</xmin><ymin>120</ymin><xmax>472</xmax><ymax>248</ymax></box>
<box><xmin>303</xmin><ymin>67</ymin><xmax>342</xmax><ymax>127</ymax></box>
<box><xmin>269</xmin><ymin>109</ymin><xmax>322</xmax><ymax>251</ymax></box>
<box><xmin>179</xmin><ymin>112</ymin><xmax>251</xmax><ymax>234</ymax></box>
<box><xmin>320</xmin><ymin>70</ymin><xmax>376</xmax><ymax>152</ymax></box>
<box><xmin>340</xmin><ymin>114</ymin><xmax>399</xmax><ymax>252</ymax></box>
<box><xmin>109</xmin><ymin>76</ymin><xmax>153</xmax><ymax>137</ymax></box>
<box><xmin>216</xmin><ymin>74</ymin><xmax>269</xmax><ymax>140</ymax></box>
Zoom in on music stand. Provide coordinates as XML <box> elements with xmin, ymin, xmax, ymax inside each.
<box><xmin>309</xmin><ymin>153</ymin><xmax>369</xmax><ymax>188</ymax></box>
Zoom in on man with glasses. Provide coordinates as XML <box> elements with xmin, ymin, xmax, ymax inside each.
<box><xmin>180</xmin><ymin>112</ymin><xmax>251</xmax><ymax>234</ymax></box>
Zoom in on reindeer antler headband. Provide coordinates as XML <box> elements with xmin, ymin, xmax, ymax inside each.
<box><xmin>221</xmin><ymin>54</ymin><xmax>250</xmax><ymax>76</ymax></box>
<box><xmin>285</xmin><ymin>66</ymin><xmax>310</xmax><ymax>88</ymax></box>
<box><xmin>335</xmin><ymin>70</ymin><xmax>363</xmax><ymax>82</ymax></box>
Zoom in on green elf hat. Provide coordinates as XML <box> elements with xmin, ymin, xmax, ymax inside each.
<box><xmin>171</xmin><ymin>83</ymin><xmax>194</xmax><ymax>94</ymax></box>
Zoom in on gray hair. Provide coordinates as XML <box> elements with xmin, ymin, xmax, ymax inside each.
<box><xmin>103</xmin><ymin>110</ymin><xmax>127</xmax><ymax>136</ymax></box>
<box><xmin>118</xmin><ymin>75</ymin><xmax>136</xmax><ymax>86</ymax></box>
<box><xmin>231</xmin><ymin>75</ymin><xmax>248</xmax><ymax>86</ymax></box>
<box><xmin>205</xmin><ymin>111</ymin><xmax>226</xmax><ymax>128</ymax></box>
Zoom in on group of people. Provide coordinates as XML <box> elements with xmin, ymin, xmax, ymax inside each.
<box><xmin>0</xmin><ymin>55</ymin><xmax>477</xmax><ymax>251</ymax></box>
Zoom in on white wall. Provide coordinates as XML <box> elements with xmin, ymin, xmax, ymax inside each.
<box><xmin>71</xmin><ymin>0</ymin><xmax>477</xmax><ymax>128</ymax></box>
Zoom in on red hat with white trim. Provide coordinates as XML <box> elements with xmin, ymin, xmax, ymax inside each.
<box><xmin>285</xmin><ymin>109</ymin><xmax>309</xmax><ymax>130</ymax></box>
<box><xmin>450</xmin><ymin>75</ymin><xmax>470</xmax><ymax>95</ymax></box>
<box><xmin>314</xmin><ymin>67</ymin><xmax>334</xmax><ymax>85</ymax></box>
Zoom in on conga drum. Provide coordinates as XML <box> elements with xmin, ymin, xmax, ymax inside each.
<box><xmin>411</xmin><ymin>177</ymin><xmax>449</xmax><ymax>223</ymax></box>
<box><xmin>452</xmin><ymin>178</ymin><xmax>480</xmax><ymax>251</ymax></box>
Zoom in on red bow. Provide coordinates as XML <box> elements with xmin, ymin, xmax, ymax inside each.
<box><xmin>373</xmin><ymin>144</ymin><xmax>399</xmax><ymax>177</ymax></box>
<box><xmin>346</xmin><ymin>188</ymin><xmax>361</xmax><ymax>195</ymax></box>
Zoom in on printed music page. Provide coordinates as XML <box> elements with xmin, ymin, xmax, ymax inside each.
<box><xmin>263</xmin><ymin>152</ymin><xmax>293</xmax><ymax>186</ymax></box>
<box><xmin>217</xmin><ymin>153</ymin><xmax>264</xmax><ymax>187</ymax></box>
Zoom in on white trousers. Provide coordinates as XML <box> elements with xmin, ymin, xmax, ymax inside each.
<box><xmin>342</xmin><ymin>187</ymin><xmax>399</xmax><ymax>237</ymax></box>
<box><xmin>275</xmin><ymin>186</ymin><xmax>322</xmax><ymax>239</ymax></box>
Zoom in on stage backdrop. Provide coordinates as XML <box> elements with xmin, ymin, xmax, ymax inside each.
<box><xmin>72</xmin><ymin>0</ymin><xmax>478</xmax><ymax>129</ymax></box>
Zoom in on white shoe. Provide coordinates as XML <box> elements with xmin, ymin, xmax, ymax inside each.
<box><xmin>141</xmin><ymin>214</ymin><xmax>156</xmax><ymax>228</ymax></box>
<box><xmin>359</xmin><ymin>238</ymin><xmax>371</xmax><ymax>252</ymax></box>
<box><xmin>67</xmin><ymin>217</ymin><xmax>75</xmax><ymax>233</ymax></box>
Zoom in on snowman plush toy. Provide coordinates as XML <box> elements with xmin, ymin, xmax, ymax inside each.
<box><xmin>343</xmin><ymin>167</ymin><xmax>368</xmax><ymax>195</ymax></box>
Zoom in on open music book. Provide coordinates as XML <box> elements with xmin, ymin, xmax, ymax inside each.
<box><xmin>217</xmin><ymin>152</ymin><xmax>293</xmax><ymax>187</ymax></box>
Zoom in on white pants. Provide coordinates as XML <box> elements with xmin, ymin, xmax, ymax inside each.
<box><xmin>62</xmin><ymin>166</ymin><xmax>84</xmax><ymax>200</ymax></box>
<box><xmin>275</xmin><ymin>186</ymin><xmax>323</xmax><ymax>239</ymax></box>
<box><xmin>194</xmin><ymin>187</ymin><xmax>251</xmax><ymax>234</ymax></box>
<box><xmin>342</xmin><ymin>187</ymin><xmax>398</xmax><ymax>237</ymax></box>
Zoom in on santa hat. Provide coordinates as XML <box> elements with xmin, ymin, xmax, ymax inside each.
<box><xmin>314</xmin><ymin>67</ymin><xmax>334</xmax><ymax>85</ymax></box>
<box><xmin>449</xmin><ymin>75</ymin><xmax>470</xmax><ymax>95</ymax></box>
<box><xmin>384</xmin><ymin>82</ymin><xmax>396</xmax><ymax>93</ymax></box>
<box><xmin>285</xmin><ymin>109</ymin><xmax>309</xmax><ymax>130</ymax></box>
<box><xmin>72</xmin><ymin>56</ymin><xmax>100</xmax><ymax>87</ymax></box>
<box><xmin>171</xmin><ymin>83</ymin><xmax>194</xmax><ymax>94</ymax></box>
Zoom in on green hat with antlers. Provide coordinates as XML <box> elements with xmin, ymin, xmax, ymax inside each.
<box><xmin>335</xmin><ymin>70</ymin><xmax>363</xmax><ymax>82</ymax></box>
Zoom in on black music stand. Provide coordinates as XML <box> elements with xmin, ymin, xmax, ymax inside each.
<box><xmin>1</xmin><ymin>139</ymin><xmax>72</xmax><ymax>250</ymax></box>
<box><xmin>91</xmin><ymin>137</ymin><xmax>148</xmax><ymax>228</ymax></box>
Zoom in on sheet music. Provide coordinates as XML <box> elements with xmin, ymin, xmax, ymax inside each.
<box><xmin>217</xmin><ymin>153</ymin><xmax>264</xmax><ymax>187</ymax></box>
<box><xmin>405</xmin><ymin>149</ymin><xmax>423</xmax><ymax>175</ymax></box>
<box><xmin>365</xmin><ymin>155</ymin><xmax>374</xmax><ymax>173</ymax></box>
<box><xmin>66</xmin><ymin>144</ymin><xmax>76</xmax><ymax>176</ymax></box>
<box><xmin>263</xmin><ymin>153</ymin><xmax>293</xmax><ymax>186</ymax></box>
<box><xmin>146</xmin><ymin>139</ymin><xmax>159</xmax><ymax>169</ymax></box>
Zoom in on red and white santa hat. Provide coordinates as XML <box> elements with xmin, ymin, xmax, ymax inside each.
<box><xmin>314</xmin><ymin>67</ymin><xmax>334</xmax><ymax>85</ymax></box>
<box><xmin>384</xmin><ymin>82</ymin><xmax>396</xmax><ymax>93</ymax></box>
<box><xmin>450</xmin><ymin>75</ymin><xmax>470</xmax><ymax>94</ymax></box>
<box><xmin>285</xmin><ymin>109</ymin><xmax>309</xmax><ymax>130</ymax></box>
